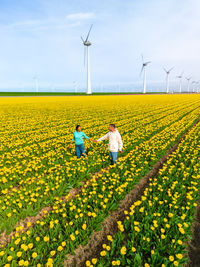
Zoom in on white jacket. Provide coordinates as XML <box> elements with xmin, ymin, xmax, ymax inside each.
<box><xmin>97</xmin><ymin>129</ymin><xmax>123</xmax><ymax>152</ymax></box>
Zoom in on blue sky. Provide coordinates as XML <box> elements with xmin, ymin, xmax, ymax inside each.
<box><xmin>0</xmin><ymin>0</ymin><xmax>199</xmax><ymax>91</ymax></box>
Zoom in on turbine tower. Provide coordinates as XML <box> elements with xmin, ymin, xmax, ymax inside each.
<box><xmin>191</xmin><ymin>81</ymin><xmax>196</xmax><ymax>93</ymax></box>
<box><xmin>81</xmin><ymin>25</ymin><xmax>93</xmax><ymax>95</ymax></box>
<box><xmin>196</xmin><ymin>81</ymin><xmax>200</xmax><ymax>93</ymax></box>
<box><xmin>140</xmin><ymin>55</ymin><xmax>151</xmax><ymax>94</ymax></box>
<box><xmin>73</xmin><ymin>81</ymin><xmax>78</xmax><ymax>93</ymax></box>
<box><xmin>163</xmin><ymin>67</ymin><xmax>173</xmax><ymax>94</ymax></box>
<box><xmin>33</xmin><ymin>76</ymin><xmax>39</xmax><ymax>93</ymax></box>
<box><xmin>176</xmin><ymin>72</ymin><xmax>183</xmax><ymax>93</ymax></box>
<box><xmin>185</xmin><ymin>77</ymin><xmax>192</xmax><ymax>93</ymax></box>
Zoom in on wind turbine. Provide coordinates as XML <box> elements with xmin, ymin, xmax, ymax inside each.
<box><xmin>140</xmin><ymin>55</ymin><xmax>151</xmax><ymax>94</ymax></box>
<box><xmin>81</xmin><ymin>25</ymin><xmax>93</xmax><ymax>95</ymax></box>
<box><xmin>185</xmin><ymin>77</ymin><xmax>192</xmax><ymax>93</ymax></box>
<box><xmin>176</xmin><ymin>72</ymin><xmax>183</xmax><ymax>93</ymax></box>
<box><xmin>192</xmin><ymin>81</ymin><xmax>196</xmax><ymax>93</ymax></box>
<box><xmin>33</xmin><ymin>76</ymin><xmax>39</xmax><ymax>93</ymax></box>
<box><xmin>196</xmin><ymin>81</ymin><xmax>200</xmax><ymax>93</ymax></box>
<box><xmin>73</xmin><ymin>81</ymin><xmax>78</xmax><ymax>93</ymax></box>
<box><xmin>163</xmin><ymin>67</ymin><xmax>173</xmax><ymax>94</ymax></box>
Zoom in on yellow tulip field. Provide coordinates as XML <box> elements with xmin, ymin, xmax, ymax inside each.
<box><xmin>0</xmin><ymin>95</ymin><xmax>200</xmax><ymax>267</ymax></box>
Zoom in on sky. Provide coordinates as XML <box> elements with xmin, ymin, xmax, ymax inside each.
<box><xmin>0</xmin><ymin>0</ymin><xmax>199</xmax><ymax>91</ymax></box>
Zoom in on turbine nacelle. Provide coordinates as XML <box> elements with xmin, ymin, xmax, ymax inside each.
<box><xmin>163</xmin><ymin>67</ymin><xmax>174</xmax><ymax>75</ymax></box>
<box><xmin>140</xmin><ymin>57</ymin><xmax>151</xmax><ymax>75</ymax></box>
<box><xmin>140</xmin><ymin>55</ymin><xmax>151</xmax><ymax>75</ymax></box>
<box><xmin>176</xmin><ymin>71</ymin><xmax>184</xmax><ymax>79</ymax></box>
<box><xmin>164</xmin><ymin>67</ymin><xmax>173</xmax><ymax>94</ymax></box>
<box><xmin>143</xmin><ymin>61</ymin><xmax>151</xmax><ymax>67</ymax></box>
<box><xmin>81</xmin><ymin>37</ymin><xmax>91</xmax><ymax>46</ymax></box>
<box><xmin>84</xmin><ymin>41</ymin><xmax>91</xmax><ymax>46</ymax></box>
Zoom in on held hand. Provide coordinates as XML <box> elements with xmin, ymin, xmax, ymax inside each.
<box><xmin>120</xmin><ymin>150</ymin><xmax>123</xmax><ymax>153</ymax></box>
<box><xmin>93</xmin><ymin>140</ymin><xmax>98</xmax><ymax>143</ymax></box>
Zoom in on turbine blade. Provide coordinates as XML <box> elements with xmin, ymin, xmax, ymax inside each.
<box><xmin>85</xmin><ymin>24</ymin><xmax>93</xmax><ymax>42</ymax></box>
<box><xmin>145</xmin><ymin>61</ymin><xmax>151</xmax><ymax>65</ymax></box>
<box><xmin>163</xmin><ymin>67</ymin><xmax>167</xmax><ymax>73</ymax></box>
<box><xmin>141</xmin><ymin>54</ymin><xmax>144</xmax><ymax>63</ymax></box>
<box><xmin>140</xmin><ymin>65</ymin><xmax>144</xmax><ymax>76</ymax></box>
<box><xmin>169</xmin><ymin>67</ymin><xmax>174</xmax><ymax>72</ymax></box>
<box><xmin>81</xmin><ymin>36</ymin><xmax>85</xmax><ymax>43</ymax></box>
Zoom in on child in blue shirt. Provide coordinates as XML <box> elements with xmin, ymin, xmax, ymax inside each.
<box><xmin>70</xmin><ymin>125</ymin><xmax>93</xmax><ymax>158</ymax></box>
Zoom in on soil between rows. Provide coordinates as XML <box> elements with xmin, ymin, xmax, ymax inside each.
<box><xmin>185</xmin><ymin>198</ymin><xmax>200</xmax><ymax>267</ymax></box>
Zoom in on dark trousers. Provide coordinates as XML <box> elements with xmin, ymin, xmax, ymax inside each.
<box><xmin>109</xmin><ymin>151</ymin><xmax>118</xmax><ymax>164</ymax></box>
<box><xmin>75</xmin><ymin>143</ymin><xmax>85</xmax><ymax>158</ymax></box>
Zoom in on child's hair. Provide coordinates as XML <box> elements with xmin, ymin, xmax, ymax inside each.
<box><xmin>76</xmin><ymin>125</ymin><xmax>81</xmax><ymax>131</ymax></box>
<box><xmin>109</xmin><ymin>124</ymin><xmax>116</xmax><ymax>128</ymax></box>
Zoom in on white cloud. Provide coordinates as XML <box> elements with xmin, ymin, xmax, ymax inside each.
<box><xmin>66</xmin><ymin>12</ymin><xmax>95</xmax><ymax>20</ymax></box>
